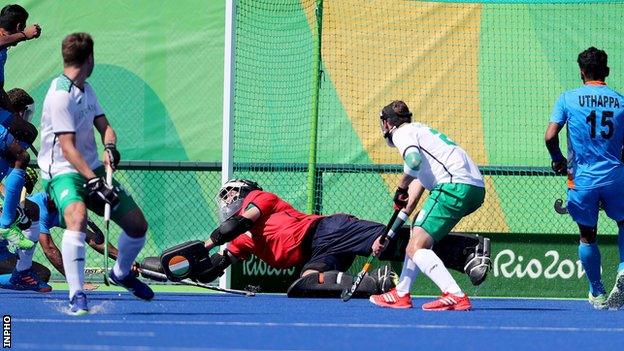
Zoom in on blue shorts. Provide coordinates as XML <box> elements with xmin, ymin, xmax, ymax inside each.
<box><xmin>303</xmin><ymin>214</ymin><xmax>384</xmax><ymax>272</ymax></box>
<box><xmin>567</xmin><ymin>182</ymin><xmax>624</xmax><ymax>226</ymax></box>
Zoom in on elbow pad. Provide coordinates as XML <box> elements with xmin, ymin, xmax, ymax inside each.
<box><xmin>210</xmin><ymin>215</ymin><xmax>253</xmax><ymax>246</ymax></box>
<box><xmin>404</xmin><ymin>148</ymin><xmax>422</xmax><ymax>171</ymax></box>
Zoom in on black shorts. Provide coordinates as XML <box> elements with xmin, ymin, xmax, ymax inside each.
<box><xmin>302</xmin><ymin>214</ymin><xmax>384</xmax><ymax>273</ymax></box>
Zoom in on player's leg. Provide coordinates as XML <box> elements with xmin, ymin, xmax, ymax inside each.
<box><xmin>44</xmin><ymin>174</ymin><xmax>90</xmax><ymax>315</ymax></box>
<box><xmin>103</xmin><ymin>172</ymin><xmax>153</xmax><ymax>300</ymax></box>
<box><xmin>0</xmin><ymin>132</ymin><xmax>32</xmax><ymax>250</ymax></box>
<box><xmin>5</xmin><ymin>218</ymin><xmax>52</xmax><ymax>292</ymax></box>
<box><xmin>386</xmin><ymin>183</ymin><xmax>483</xmax><ymax>311</ymax></box>
<box><xmin>567</xmin><ymin>187</ymin><xmax>605</xmax><ymax>308</ymax></box>
<box><xmin>599</xmin><ymin>183</ymin><xmax>624</xmax><ymax>309</ymax></box>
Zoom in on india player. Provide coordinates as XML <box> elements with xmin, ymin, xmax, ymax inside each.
<box><xmin>369</xmin><ymin>100</ymin><xmax>485</xmax><ymax>311</ymax></box>
<box><xmin>545</xmin><ymin>47</ymin><xmax>624</xmax><ymax>310</ymax></box>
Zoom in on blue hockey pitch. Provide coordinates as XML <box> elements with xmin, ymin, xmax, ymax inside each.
<box><xmin>3</xmin><ymin>290</ymin><xmax>624</xmax><ymax>351</ymax></box>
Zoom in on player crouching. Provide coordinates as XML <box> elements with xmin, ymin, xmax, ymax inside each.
<box><xmin>142</xmin><ymin>179</ymin><xmax>491</xmax><ymax>299</ymax></box>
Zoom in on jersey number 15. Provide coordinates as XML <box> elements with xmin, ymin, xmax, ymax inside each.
<box><xmin>586</xmin><ymin>110</ymin><xmax>614</xmax><ymax>139</ymax></box>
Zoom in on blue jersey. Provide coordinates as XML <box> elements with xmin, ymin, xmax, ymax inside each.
<box><xmin>550</xmin><ymin>82</ymin><xmax>624</xmax><ymax>189</ymax></box>
<box><xmin>0</xmin><ymin>47</ymin><xmax>6</xmax><ymax>83</ymax></box>
<box><xmin>27</xmin><ymin>192</ymin><xmax>60</xmax><ymax>234</ymax></box>
<box><xmin>0</xmin><ymin>48</ymin><xmax>11</xmax><ymax>126</ymax></box>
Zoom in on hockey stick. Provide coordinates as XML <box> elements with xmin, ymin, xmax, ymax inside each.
<box><xmin>102</xmin><ymin>166</ymin><xmax>113</xmax><ymax>286</ymax></box>
<box><xmin>341</xmin><ymin>209</ymin><xmax>400</xmax><ymax>302</ymax></box>
<box><xmin>138</xmin><ymin>267</ymin><xmax>255</xmax><ymax>296</ymax></box>
<box><xmin>554</xmin><ymin>198</ymin><xmax>568</xmax><ymax>214</ymax></box>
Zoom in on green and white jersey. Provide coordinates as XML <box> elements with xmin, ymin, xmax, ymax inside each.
<box><xmin>38</xmin><ymin>75</ymin><xmax>104</xmax><ymax>180</ymax></box>
<box><xmin>392</xmin><ymin>122</ymin><xmax>484</xmax><ymax>190</ymax></box>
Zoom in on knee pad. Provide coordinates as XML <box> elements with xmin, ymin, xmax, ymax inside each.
<box><xmin>463</xmin><ymin>236</ymin><xmax>491</xmax><ymax>286</ymax></box>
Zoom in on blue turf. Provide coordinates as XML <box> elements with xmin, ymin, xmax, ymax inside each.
<box><xmin>3</xmin><ymin>290</ymin><xmax>624</xmax><ymax>351</ymax></box>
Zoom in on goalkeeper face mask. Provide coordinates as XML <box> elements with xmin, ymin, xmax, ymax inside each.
<box><xmin>216</xmin><ymin>179</ymin><xmax>262</xmax><ymax>223</ymax></box>
<box><xmin>22</xmin><ymin>103</ymin><xmax>35</xmax><ymax>122</ymax></box>
<box><xmin>379</xmin><ymin>113</ymin><xmax>396</xmax><ymax>147</ymax></box>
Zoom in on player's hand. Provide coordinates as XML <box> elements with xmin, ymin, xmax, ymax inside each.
<box><xmin>371</xmin><ymin>236</ymin><xmax>388</xmax><ymax>256</ymax></box>
<box><xmin>551</xmin><ymin>158</ymin><xmax>568</xmax><ymax>176</ymax></box>
<box><xmin>24</xmin><ymin>167</ymin><xmax>38</xmax><ymax>194</ymax></box>
<box><xmin>393</xmin><ymin>186</ymin><xmax>409</xmax><ymax>210</ymax></box>
<box><xmin>22</xmin><ymin>24</ymin><xmax>41</xmax><ymax>40</ymax></box>
<box><xmin>85</xmin><ymin>176</ymin><xmax>120</xmax><ymax>207</ymax></box>
<box><xmin>83</xmin><ymin>282</ymin><xmax>100</xmax><ymax>291</ymax></box>
<box><xmin>103</xmin><ymin>143</ymin><xmax>121</xmax><ymax>171</ymax></box>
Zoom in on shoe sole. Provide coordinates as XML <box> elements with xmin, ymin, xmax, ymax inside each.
<box><xmin>70</xmin><ymin>309</ymin><xmax>89</xmax><ymax>316</ymax></box>
<box><xmin>422</xmin><ymin>303</ymin><xmax>472</xmax><ymax>311</ymax></box>
<box><xmin>369</xmin><ymin>297</ymin><xmax>412</xmax><ymax>309</ymax></box>
<box><xmin>606</xmin><ymin>273</ymin><xmax>624</xmax><ymax>310</ymax></box>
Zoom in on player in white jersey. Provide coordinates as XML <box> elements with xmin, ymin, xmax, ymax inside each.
<box><xmin>369</xmin><ymin>100</ymin><xmax>486</xmax><ymax>311</ymax></box>
<box><xmin>38</xmin><ymin>33</ymin><xmax>153</xmax><ymax>315</ymax></box>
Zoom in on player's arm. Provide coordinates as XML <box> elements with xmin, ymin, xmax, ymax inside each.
<box><xmin>93</xmin><ymin>115</ymin><xmax>120</xmax><ymax>171</ymax></box>
<box><xmin>0</xmin><ymin>24</ymin><xmax>41</xmax><ymax>48</ymax></box>
<box><xmin>85</xmin><ymin>227</ymin><xmax>118</xmax><ymax>260</ymax></box>
<box><xmin>545</xmin><ymin>122</ymin><xmax>567</xmax><ymax>175</ymax></box>
<box><xmin>372</xmin><ymin>179</ymin><xmax>424</xmax><ymax>255</ymax></box>
<box><xmin>38</xmin><ymin>233</ymin><xmax>65</xmax><ymax>276</ymax></box>
<box><xmin>204</xmin><ymin>205</ymin><xmax>261</xmax><ymax>250</ymax></box>
<box><xmin>57</xmin><ymin>132</ymin><xmax>97</xmax><ymax>179</ymax></box>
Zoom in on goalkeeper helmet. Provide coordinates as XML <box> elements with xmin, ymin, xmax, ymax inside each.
<box><xmin>217</xmin><ymin>179</ymin><xmax>262</xmax><ymax>223</ymax></box>
<box><xmin>379</xmin><ymin>100</ymin><xmax>412</xmax><ymax>147</ymax></box>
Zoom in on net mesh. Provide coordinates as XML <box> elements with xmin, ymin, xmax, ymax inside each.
<box><xmin>233</xmin><ymin>0</ymin><xmax>624</xmax><ymax>236</ymax></box>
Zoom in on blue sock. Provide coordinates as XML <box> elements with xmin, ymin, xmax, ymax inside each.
<box><xmin>618</xmin><ymin>224</ymin><xmax>624</xmax><ymax>273</ymax></box>
<box><xmin>578</xmin><ymin>242</ymin><xmax>605</xmax><ymax>296</ymax></box>
<box><xmin>0</xmin><ymin>168</ymin><xmax>25</xmax><ymax>228</ymax></box>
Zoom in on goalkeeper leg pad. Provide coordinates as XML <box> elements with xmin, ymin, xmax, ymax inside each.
<box><xmin>463</xmin><ymin>236</ymin><xmax>491</xmax><ymax>286</ymax></box>
<box><xmin>160</xmin><ymin>241</ymin><xmax>212</xmax><ymax>282</ymax></box>
<box><xmin>286</xmin><ymin>271</ymin><xmax>378</xmax><ymax>298</ymax></box>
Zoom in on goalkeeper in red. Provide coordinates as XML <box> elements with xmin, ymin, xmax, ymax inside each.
<box><xmin>369</xmin><ymin>100</ymin><xmax>485</xmax><ymax>311</ymax></box>
<box><xmin>38</xmin><ymin>32</ymin><xmax>153</xmax><ymax>315</ymax></box>
<box><xmin>545</xmin><ymin>47</ymin><xmax>624</xmax><ymax>310</ymax></box>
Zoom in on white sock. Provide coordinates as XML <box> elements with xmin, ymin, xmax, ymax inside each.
<box><xmin>16</xmin><ymin>222</ymin><xmax>39</xmax><ymax>272</ymax></box>
<box><xmin>113</xmin><ymin>232</ymin><xmax>146</xmax><ymax>279</ymax></box>
<box><xmin>412</xmin><ymin>249</ymin><xmax>464</xmax><ymax>296</ymax></box>
<box><xmin>395</xmin><ymin>255</ymin><xmax>420</xmax><ymax>297</ymax></box>
<box><xmin>62</xmin><ymin>230</ymin><xmax>86</xmax><ymax>300</ymax></box>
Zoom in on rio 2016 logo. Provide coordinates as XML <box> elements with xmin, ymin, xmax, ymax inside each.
<box><xmin>493</xmin><ymin>249</ymin><xmax>586</xmax><ymax>279</ymax></box>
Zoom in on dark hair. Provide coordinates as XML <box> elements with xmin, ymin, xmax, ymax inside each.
<box><xmin>380</xmin><ymin>100</ymin><xmax>412</xmax><ymax>127</ymax></box>
<box><xmin>62</xmin><ymin>32</ymin><xmax>94</xmax><ymax>67</ymax></box>
<box><xmin>6</xmin><ymin>88</ymin><xmax>33</xmax><ymax>111</ymax></box>
<box><xmin>578</xmin><ymin>47</ymin><xmax>609</xmax><ymax>81</ymax></box>
<box><xmin>0</xmin><ymin>4</ymin><xmax>28</xmax><ymax>31</ymax></box>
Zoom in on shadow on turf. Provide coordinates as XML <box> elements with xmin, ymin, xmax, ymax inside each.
<box><xmin>129</xmin><ymin>312</ymin><xmax>272</xmax><ymax>316</ymax></box>
<box><xmin>473</xmin><ymin>307</ymin><xmax>568</xmax><ymax>311</ymax></box>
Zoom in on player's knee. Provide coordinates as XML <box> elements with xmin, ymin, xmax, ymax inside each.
<box><xmin>124</xmin><ymin>218</ymin><xmax>148</xmax><ymax>238</ymax></box>
<box><xmin>64</xmin><ymin>203</ymin><xmax>87</xmax><ymax>231</ymax></box>
<box><xmin>578</xmin><ymin>224</ymin><xmax>597</xmax><ymax>243</ymax></box>
<box><xmin>301</xmin><ymin>269</ymin><xmax>320</xmax><ymax>277</ymax></box>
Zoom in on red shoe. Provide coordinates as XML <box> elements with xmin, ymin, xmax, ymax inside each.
<box><xmin>369</xmin><ymin>288</ymin><xmax>412</xmax><ymax>309</ymax></box>
<box><xmin>422</xmin><ymin>292</ymin><xmax>471</xmax><ymax>311</ymax></box>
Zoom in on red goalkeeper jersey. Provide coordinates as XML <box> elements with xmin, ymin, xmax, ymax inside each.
<box><xmin>227</xmin><ymin>190</ymin><xmax>324</xmax><ymax>268</ymax></box>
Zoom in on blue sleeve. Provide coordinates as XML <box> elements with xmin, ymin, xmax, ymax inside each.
<box><xmin>550</xmin><ymin>93</ymin><xmax>568</xmax><ymax>126</ymax></box>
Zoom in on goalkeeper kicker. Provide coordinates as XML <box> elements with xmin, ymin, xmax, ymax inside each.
<box><xmin>142</xmin><ymin>179</ymin><xmax>491</xmax><ymax>298</ymax></box>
